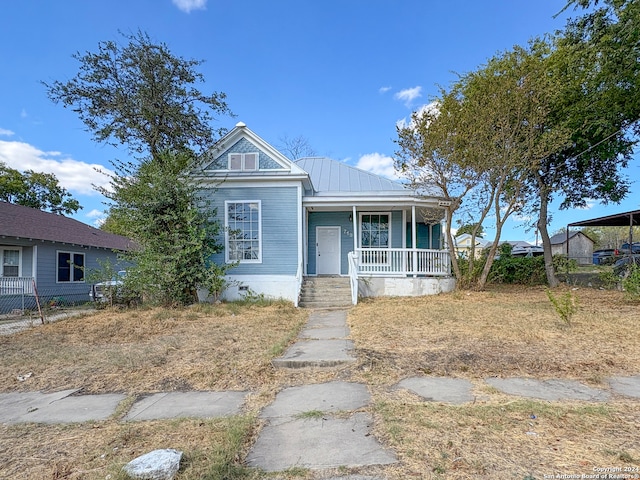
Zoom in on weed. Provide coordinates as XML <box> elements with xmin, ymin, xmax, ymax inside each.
<box><xmin>546</xmin><ymin>288</ymin><xmax>578</xmax><ymax>325</ymax></box>
<box><xmin>622</xmin><ymin>263</ymin><xmax>640</xmax><ymax>300</ymax></box>
<box><xmin>294</xmin><ymin>410</ymin><xmax>325</xmax><ymax>420</ymax></box>
<box><xmin>203</xmin><ymin>415</ymin><xmax>258</xmax><ymax>479</ymax></box>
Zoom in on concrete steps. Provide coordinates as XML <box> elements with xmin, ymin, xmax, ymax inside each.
<box><xmin>299</xmin><ymin>276</ymin><xmax>352</xmax><ymax>309</ymax></box>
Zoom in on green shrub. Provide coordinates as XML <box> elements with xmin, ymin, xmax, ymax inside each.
<box><xmin>546</xmin><ymin>288</ymin><xmax>578</xmax><ymax>325</ymax></box>
<box><xmin>489</xmin><ymin>255</ymin><xmax>547</xmax><ymax>285</ymax></box>
<box><xmin>622</xmin><ymin>263</ymin><xmax>640</xmax><ymax>300</ymax></box>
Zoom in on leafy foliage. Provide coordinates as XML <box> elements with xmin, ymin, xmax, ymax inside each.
<box><xmin>46</xmin><ymin>32</ymin><xmax>235</xmax><ymax>306</ymax></box>
<box><xmin>104</xmin><ymin>152</ymin><xmax>228</xmax><ymax>306</ymax></box>
<box><xmin>43</xmin><ymin>30</ymin><xmax>232</xmax><ymax>162</ymax></box>
<box><xmin>622</xmin><ymin>264</ymin><xmax>640</xmax><ymax>301</ymax></box>
<box><xmin>0</xmin><ymin>162</ymin><xmax>81</xmax><ymax>214</ymax></box>
<box><xmin>488</xmin><ymin>246</ymin><xmax>547</xmax><ymax>286</ymax></box>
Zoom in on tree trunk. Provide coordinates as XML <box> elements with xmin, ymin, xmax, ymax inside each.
<box><xmin>445</xmin><ymin>207</ymin><xmax>462</xmax><ymax>281</ymax></box>
<box><xmin>538</xmin><ymin>190</ymin><xmax>559</xmax><ymax>287</ymax></box>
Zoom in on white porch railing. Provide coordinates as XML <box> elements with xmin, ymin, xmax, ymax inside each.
<box><xmin>355</xmin><ymin>248</ymin><xmax>451</xmax><ymax>276</ymax></box>
<box><xmin>0</xmin><ymin>277</ymin><xmax>35</xmax><ymax>296</ymax></box>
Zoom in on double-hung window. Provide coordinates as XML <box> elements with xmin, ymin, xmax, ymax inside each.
<box><xmin>228</xmin><ymin>153</ymin><xmax>258</xmax><ymax>171</ymax></box>
<box><xmin>1</xmin><ymin>249</ymin><xmax>20</xmax><ymax>277</ymax></box>
<box><xmin>360</xmin><ymin>213</ymin><xmax>391</xmax><ymax>265</ymax></box>
<box><xmin>225</xmin><ymin>201</ymin><xmax>261</xmax><ymax>263</ymax></box>
<box><xmin>57</xmin><ymin>251</ymin><xmax>85</xmax><ymax>283</ymax></box>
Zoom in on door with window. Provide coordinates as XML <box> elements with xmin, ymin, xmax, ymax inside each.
<box><xmin>316</xmin><ymin>226</ymin><xmax>341</xmax><ymax>275</ymax></box>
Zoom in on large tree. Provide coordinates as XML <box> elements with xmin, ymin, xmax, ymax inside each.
<box><xmin>0</xmin><ymin>162</ymin><xmax>81</xmax><ymax>214</ymax></box>
<box><xmin>45</xmin><ymin>31</ymin><xmax>233</xmax><ymax>305</ymax></box>
<box><xmin>397</xmin><ymin>40</ymin><xmax>571</xmax><ymax>288</ymax></box>
<box><xmin>43</xmin><ymin>30</ymin><xmax>232</xmax><ymax>163</ymax></box>
<box><xmin>104</xmin><ymin>151</ymin><xmax>224</xmax><ymax>306</ymax></box>
<box><xmin>531</xmin><ymin>0</ymin><xmax>640</xmax><ymax>286</ymax></box>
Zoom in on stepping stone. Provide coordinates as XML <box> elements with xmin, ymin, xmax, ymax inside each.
<box><xmin>261</xmin><ymin>381</ymin><xmax>370</xmax><ymax>423</ymax></box>
<box><xmin>125</xmin><ymin>391</ymin><xmax>247</xmax><ymax>421</ymax></box>
<box><xmin>485</xmin><ymin>377</ymin><xmax>610</xmax><ymax>402</ymax></box>
<box><xmin>272</xmin><ymin>339</ymin><xmax>356</xmax><ymax>368</ymax></box>
<box><xmin>246</xmin><ymin>412</ymin><xmax>397</xmax><ymax>471</ymax></box>
<box><xmin>0</xmin><ymin>389</ymin><xmax>125</xmax><ymax>424</ymax></box>
<box><xmin>397</xmin><ymin>377</ymin><xmax>474</xmax><ymax>404</ymax></box>
<box><xmin>608</xmin><ymin>375</ymin><xmax>640</xmax><ymax>398</ymax></box>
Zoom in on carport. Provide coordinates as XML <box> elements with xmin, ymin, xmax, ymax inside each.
<box><xmin>567</xmin><ymin>209</ymin><xmax>640</xmax><ymax>258</ymax></box>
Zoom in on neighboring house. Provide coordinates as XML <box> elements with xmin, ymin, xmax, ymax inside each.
<box><xmin>193</xmin><ymin>122</ymin><xmax>455</xmax><ymax>305</ymax></box>
<box><xmin>549</xmin><ymin>230</ymin><xmax>595</xmax><ymax>265</ymax></box>
<box><xmin>0</xmin><ymin>201</ymin><xmax>132</xmax><ymax>313</ymax></box>
<box><xmin>453</xmin><ymin>233</ymin><xmax>487</xmax><ymax>259</ymax></box>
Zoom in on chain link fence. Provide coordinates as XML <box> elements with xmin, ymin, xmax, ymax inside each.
<box><xmin>0</xmin><ymin>282</ymin><xmax>94</xmax><ymax>321</ymax></box>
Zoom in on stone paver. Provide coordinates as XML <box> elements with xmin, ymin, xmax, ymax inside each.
<box><xmin>0</xmin><ymin>389</ymin><xmax>125</xmax><ymax>424</ymax></box>
<box><xmin>608</xmin><ymin>375</ymin><xmax>640</xmax><ymax>398</ymax></box>
<box><xmin>486</xmin><ymin>377</ymin><xmax>611</xmax><ymax>402</ymax></box>
<box><xmin>397</xmin><ymin>377</ymin><xmax>475</xmax><ymax>404</ymax></box>
<box><xmin>125</xmin><ymin>391</ymin><xmax>248</xmax><ymax>421</ymax></box>
<box><xmin>261</xmin><ymin>381</ymin><xmax>370</xmax><ymax>424</ymax></box>
<box><xmin>246</xmin><ymin>412</ymin><xmax>397</xmax><ymax>472</ymax></box>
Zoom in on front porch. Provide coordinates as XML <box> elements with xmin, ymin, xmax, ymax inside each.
<box><xmin>355</xmin><ymin>247</ymin><xmax>451</xmax><ymax>276</ymax></box>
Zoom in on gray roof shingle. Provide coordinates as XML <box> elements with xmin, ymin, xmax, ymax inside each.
<box><xmin>0</xmin><ymin>202</ymin><xmax>132</xmax><ymax>250</ymax></box>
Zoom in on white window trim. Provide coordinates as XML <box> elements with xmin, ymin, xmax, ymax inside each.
<box><xmin>225</xmin><ymin>200</ymin><xmax>262</xmax><ymax>264</ymax></box>
<box><xmin>56</xmin><ymin>250</ymin><xmax>86</xmax><ymax>283</ymax></box>
<box><xmin>227</xmin><ymin>152</ymin><xmax>259</xmax><ymax>171</ymax></box>
<box><xmin>1</xmin><ymin>246</ymin><xmax>22</xmax><ymax>278</ymax></box>
<box><xmin>358</xmin><ymin>212</ymin><xmax>392</xmax><ymax>249</ymax></box>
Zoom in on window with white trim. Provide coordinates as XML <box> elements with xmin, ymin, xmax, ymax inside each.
<box><xmin>57</xmin><ymin>251</ymin><xmax>85</xmax><ymax>283</ymax></box>
<box><xmin>228</xmin><ymin>152</ymin><xmax>258</xmax><ymax>171</ymax></box>
<box><xmin>360</xmin><ymin>213</ymin><xmax>390</xmax><ymax>248</ymax></box>
<box><xmin>1</xmin><ymin>248</ymin><xmax>20</xmax><ymax>277</ymax></box>
<box><xmin>225</xmin><ymin>201</ymin><xmax>261</xmax><ymax>263</ymax></box>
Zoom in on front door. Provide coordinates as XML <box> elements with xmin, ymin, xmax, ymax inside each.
<box><xmin>316</xmin><ymin>226</ymin><xmax>341</xmax><ymax>275</ymax></box>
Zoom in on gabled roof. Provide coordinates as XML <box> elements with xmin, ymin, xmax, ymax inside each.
<box><xmin>199</xmin><ymin>122</ymin><xmax>308</xmax><ymax>176</ymax></box>
<box><xmin>295</xmin><ymin>157</ymin><xmax>409</xmax><ymax>194</ymax></box>
<box><xmin>0</xmin><ymin>202</ymin><xmax>132</xmax><ymax>250</ymax></box>
<box><xmin>549</xmin><ymin>230</ymin><xmax>594</xmax><ymax>245</ymax></box>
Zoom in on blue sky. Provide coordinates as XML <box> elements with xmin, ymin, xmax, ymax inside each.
<box><xmin>1</xmin><ymin>0</ymin><xmax>638</xmax><ymax>243</ymax></box>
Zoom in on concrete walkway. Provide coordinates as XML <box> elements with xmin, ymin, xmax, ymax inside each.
<box><xmin>2</xmin><ymin>308</ymin><xmax>640</xmax><ymax>479</ymax></box>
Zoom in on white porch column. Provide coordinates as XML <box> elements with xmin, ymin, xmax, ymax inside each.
<box><xmin>352</xmin><ymin>205</ymin><xmax>358</xmax><ymax>252</ymax></box>
<box><xmin>412</xmin><ymin>205</ymin><xmax>417</xmax><ymax>277</ymax></box>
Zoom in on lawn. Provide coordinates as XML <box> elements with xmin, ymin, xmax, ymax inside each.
<box><xmin>0</xmin><ymin>286</ymin><xmax>638</xmax><ymax>479</ymax></box>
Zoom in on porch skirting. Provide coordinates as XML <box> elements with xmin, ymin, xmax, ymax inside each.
<box><xmin>357</xmin><ymin>276</ymin><xmax>456</xmax><ymax>298</ymax></box>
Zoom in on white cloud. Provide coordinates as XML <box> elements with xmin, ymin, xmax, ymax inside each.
<box><xmin>378</xmin><ymin>86</ymin><xmax>392</xmax><ymax>94</ymax></box>
<box><xmin>0</xmin><ymin>128</ymin><xmax>14</xmax><ymax>136</ymax></box>
<box><xmin>172</xmin><ymin>0</ymin><xmax>207</xmax><ymax>13</ymax></box>
<box><xmin>396</xmin><ymin>101</ymin><xmax>440</xmax><ymax>130</ymax></box>
<box><xmin>20</xmin><ymin>109</ymin><xmax>27</xmax><ymax>119</ymax></box>
<box><xmin>394</xmin><ymin>86</ymin><xmax>422</xmax><ymax>107</ymax></box>
<box><xmin>0</xmin><ymin>140</ymin><xmax>113</xmax><ymax>195</ymax></box>
<box><xmin>86</xmin><ymin>209</ymin><xmax>107</xmax><ymax>227</ymax></box>
<box><xmin>356</xmin><ymin>153</ymin><xmax>401</xmax><ymax>180</ymax></box>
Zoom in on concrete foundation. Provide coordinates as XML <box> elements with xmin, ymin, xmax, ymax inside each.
<box><xmin>358</xmin><ymin>276</ymin><xmax>456</xmax><ymax>298</ymax></box>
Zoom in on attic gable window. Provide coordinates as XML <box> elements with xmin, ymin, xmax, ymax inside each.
<box><xmin>228</xmin><ymin>153</ymin><xmax>258</xmax><ymax>171</ymax></box>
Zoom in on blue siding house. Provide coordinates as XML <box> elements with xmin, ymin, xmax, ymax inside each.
<box><xmin>195</xmin><ymin>123</ymin><xmax>455</xmax><ymax>305</ymax></box>
<box><xmin>0</xmin><ymin>202</ymin><xmax>131</xmax><ymax>313</ymax></box>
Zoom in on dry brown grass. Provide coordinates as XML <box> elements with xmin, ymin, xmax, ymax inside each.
<box><xmin>348</xmin><ymin>285</ymin><xmax>640</xmax><ymax>479</ymax></box>
<box><xmin>0</xmin><ymin>302</ymin><xmax>308</xmax><ymax>394</ymax></box>
<box><xmin>1</xmin><ymin>286</ymin><xmax>639</xmax><ymax>480</ymax></box>
<box><xmin>0</xmin><ymin>301</ymin><xmax>310</xmax><ymax>480</ymax></box>
<box><xmin>348</xmin><ymin>285</ymin><xmax>640</xmax><ymax>386</ymax></box>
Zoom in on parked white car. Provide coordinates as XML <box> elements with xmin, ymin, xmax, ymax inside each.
<box><xmin>89</xmin><ymin>270</ymin><xmax>127</xmax><ymax>303</ymax></box>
